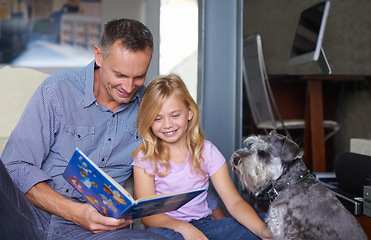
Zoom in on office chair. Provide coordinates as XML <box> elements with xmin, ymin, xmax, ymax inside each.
<box><xmin>243</xmin><ymin>34</ymin><xmax>339</xmax><ymax>142</ymax></box>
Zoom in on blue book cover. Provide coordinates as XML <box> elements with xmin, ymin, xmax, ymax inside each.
<box><xmin>62</xmin><ymin>148</ymin><xmax>206</xmax><ymax>219</ymax></box>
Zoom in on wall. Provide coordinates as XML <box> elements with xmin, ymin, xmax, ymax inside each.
<box><xmin>102</xmin><ymin>0</ymin><xmax>160</xmax><ymax>82</ymax></box>
<box><xmin>198</xmin><ymin>0</ymin><xmax>243</xmax><ymax>186</ymax></box>
<box><xmin>243</xmin><ymin>0</ymin><xmax>371</xmax><ymax>75</ymax></box>
<box><xmin>243</xmin><ymin>0</ymin><xmax>371</xmax><ymax>166</ymax></box>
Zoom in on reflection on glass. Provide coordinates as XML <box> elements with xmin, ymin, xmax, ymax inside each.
<box><xmin>0</xmin><ymin>1</ymin><xmax>101</xmax><ymax>68</ymax></box>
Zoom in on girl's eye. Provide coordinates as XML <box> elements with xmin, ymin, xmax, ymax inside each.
<box><xmin>154</xmin><ymin>117</ymin><xmax>161</xmax><ymax>121</ymax></box>
<box><xmin>172</xmin><ymin>114</ymin><xmax>180</xmax><ymax>118</ymax></box>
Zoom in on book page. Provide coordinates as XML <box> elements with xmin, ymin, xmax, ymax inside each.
<box><xmin>63</xmin><ymin>149</ymin><xmax>134</xmax><ymax>218</ymax></box>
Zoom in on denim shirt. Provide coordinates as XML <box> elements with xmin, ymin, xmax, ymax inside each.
<box><xmin>2</xmin><ymin>61</ymin><xmax>144</xmax><ymax>202</ymax></box>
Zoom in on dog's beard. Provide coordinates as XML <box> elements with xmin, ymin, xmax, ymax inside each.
<box><xmin>238</xmin><ymin>157</ymin><xmax>271</xmax><ymax>193</ymax></box>
<box><xmin>233</xmin><ymin>151</ymin><xmax>283</xmax><ymax>194</ymax></box>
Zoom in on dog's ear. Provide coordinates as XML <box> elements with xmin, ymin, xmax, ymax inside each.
<box><xmin>280</xmin><ymin>138</ymin><xmax>303</xmax><ymax>163</ymax></box>
<box><xmin>230</xmin><ymin>151</ymin><xmax>241</xmax><ymax>168</ymax></box>
<box><xmin>269</xmin><ymin>130</ymin><xmax>277</xmax><ymax>135</ymax></box>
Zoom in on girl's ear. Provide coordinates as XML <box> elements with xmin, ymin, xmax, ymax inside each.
<box><xmin>188</xmin><ymin>108</ymin><xmax>194</xmax><ymax>121</ymax></box>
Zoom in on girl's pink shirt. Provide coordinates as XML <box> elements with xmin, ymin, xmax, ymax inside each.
<box><xmin>132</xmin><ymin>140</ymin><xmax>225</xmax><ymax>222</ymax></box>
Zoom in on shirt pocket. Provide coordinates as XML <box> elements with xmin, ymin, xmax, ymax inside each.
<box><xmin>62</xmin><ymin>124</ymin><xmax>95</xmax><ymax>153</ymax></box>
<box><xmin>123</xmin><ymin>122</ymin><xmax>141</xmax><ymax>144</ymax></box>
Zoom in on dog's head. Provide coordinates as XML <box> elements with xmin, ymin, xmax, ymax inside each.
<box><xmin>230</xmin><ymin>131</ymin><xmax>303</xmax><ymax>194</ymax></box>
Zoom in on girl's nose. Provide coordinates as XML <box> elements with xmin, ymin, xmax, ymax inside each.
<box><xmin>164</xmin><ymin>118</ymin><xmax>173</xmax><ymax>128</ymax></box>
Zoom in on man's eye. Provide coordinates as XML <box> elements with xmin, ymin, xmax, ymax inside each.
<box><xmin>135</xmin><ymin>76</ymin><xmax>145</xmax><ymax>80</ymax></box>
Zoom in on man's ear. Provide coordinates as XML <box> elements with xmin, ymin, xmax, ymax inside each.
<box><xmin>94</xmin><ymin>45</ymin><xmax>103</xmax><ymax>67</ymax></box>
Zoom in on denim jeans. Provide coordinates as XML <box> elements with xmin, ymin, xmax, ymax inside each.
<box><xmin>149</xmin><ymin>215</ymin><xmax>266</xmax><ymax>240</ymax></box>
<box><xmin>0</xmin><ymin>159</ymin><xmax>166</xmax><ymax>240</ymax></box>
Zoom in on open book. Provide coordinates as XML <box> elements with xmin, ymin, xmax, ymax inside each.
<box><xmin>63</xmin><ymin>148</ymin><xmax>206</xmax><ymax>219</ymax></box>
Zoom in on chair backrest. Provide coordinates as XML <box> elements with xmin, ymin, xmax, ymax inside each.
<box><xmin>0</xmin><ymin>66</ymin><xmax>49</xmax><ymax>155</ymax></box>
<box><xmin>243</xmin><ymin>34</ymin><xmax>277</xmax><ymax>132</ymax></box>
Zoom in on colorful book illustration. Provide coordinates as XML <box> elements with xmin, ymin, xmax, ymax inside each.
<box><xmin>62</xmin><ymin>148</ymin><xmax>206</xmax><ymax>219</ymax></box>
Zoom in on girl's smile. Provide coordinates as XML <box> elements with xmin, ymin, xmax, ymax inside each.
<box><xmin>163</xmin><ymin>129</ymin><xmax>178</xmax><ymax>136</ymax></box>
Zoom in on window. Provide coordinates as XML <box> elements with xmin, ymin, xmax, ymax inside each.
<box><xmin>160</xmin><ymin>0</ymin><xmax>198</xmax><ymax>100</ymax></box>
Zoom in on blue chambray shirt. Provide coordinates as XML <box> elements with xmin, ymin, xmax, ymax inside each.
<box><xmin>2</xmin><ymin>61</ymin><xmax>144</xmax><ymax>202</ymax></box>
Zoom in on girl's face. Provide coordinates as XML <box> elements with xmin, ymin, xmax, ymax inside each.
<box><xmin>151</xmin><ymin>95</ymin><xmax>193</xmax><ymax>147</ymax></box>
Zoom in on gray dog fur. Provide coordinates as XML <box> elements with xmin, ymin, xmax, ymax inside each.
<box><xmin>230</xmin><ymin>131</ymin><xmax>367</xmax><ymax>240</ymax></box>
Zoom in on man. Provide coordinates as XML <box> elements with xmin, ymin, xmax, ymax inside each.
<box><xmin>0</xmin><ymin>18</ymin><xmax>166</xmax><ymax>239</ymax></box>
<box><xmin>1</xmin><ymin>17</ymin><xmax>224</xmax><ymax>239</ymax></box>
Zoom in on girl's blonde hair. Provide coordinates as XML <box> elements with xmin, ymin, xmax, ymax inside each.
<box><xmin>133</xmin><ymin>73</ymin><xmax>206</xmax><ymax>179</ymax></box>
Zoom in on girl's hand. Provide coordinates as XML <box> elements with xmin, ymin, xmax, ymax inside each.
<box><xmin>178</xmin><ymin>223</ymin><xmax>208</xmax><ymax>240</ymax></box>
<box><xmin>259</xmin><ymin>227</ymin><xmax>273</xmax><ymax>240</ymax></box>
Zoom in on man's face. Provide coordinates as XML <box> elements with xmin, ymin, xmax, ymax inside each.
<box><xmin>94</xmin><ymin>41</ymin><xmax>152</xmax><ymax>110</ymax></box>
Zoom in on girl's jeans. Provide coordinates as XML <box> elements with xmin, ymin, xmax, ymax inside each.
<box><xmin>149</xmin><ymin>214</ymin><xmax>267</xmax><ymax>240</ymax></box>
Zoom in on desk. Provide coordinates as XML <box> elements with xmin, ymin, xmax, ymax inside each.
<box><xmin>355</xmin><ymin>215</ymin><xmax>371</xmax><ymax>238</ymax></box>
<box><xmin>263</xmin><ymin>75</ymin><xmax>370</xmax><ymax>172</ymax></box>
<box><xmin>302</xmin><ymin>75</ymin><xmax>369</xmax><ymax>172</ymax></box>
<box><xmin>303</xmin><ymin>78</ymin><xmax>326</xmax><ymax>171</ymax></box>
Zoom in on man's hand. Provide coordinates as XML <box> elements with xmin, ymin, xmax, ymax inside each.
<box><xmin>25</xmin><ymin>182</ymin><xmax>132</xmax><ymax>233</ymax></box>
<box><xmin>72</xmin><ymin>203</ymin><xmax>133</xmax><ymax>233</ymax></box>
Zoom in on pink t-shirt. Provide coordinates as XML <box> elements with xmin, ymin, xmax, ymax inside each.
<box><xmin>132</xmin><ymin>140</ymin><xmax>226</xmax><ymax>222</ymax></box>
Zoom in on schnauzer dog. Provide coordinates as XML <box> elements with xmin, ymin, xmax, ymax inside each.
<box><xmin>230</xmin><ymin>131</ymin><xmax>367</xmax><ymax>240</ymax></box>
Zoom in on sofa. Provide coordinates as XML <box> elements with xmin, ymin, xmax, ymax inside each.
<box><xmin>0</xmin><ymin>66</ymin><xmax>48</xmax><ymax>154</ymax></box>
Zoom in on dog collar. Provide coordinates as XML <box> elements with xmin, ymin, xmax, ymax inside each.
<box><xmin>267</xmin><ymin>169</ymin><xmax>311</xmax><ymax>200</ymax></box>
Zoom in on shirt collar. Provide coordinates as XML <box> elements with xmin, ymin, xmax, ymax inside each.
<box><xmin>83</xmin><ymin>61</ymin><xmax>97</xmax><ymax>108</ymax></box>
<box><xmin>83</xmin><ymin>60</ymin><xmax>145</xmax><ymax>109</ymax></box>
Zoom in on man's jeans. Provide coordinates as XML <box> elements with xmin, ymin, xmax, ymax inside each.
<box><xmin>0</xmin><ymin>159</ymin><xmax>166</xmax><ymax>240</ymax></box>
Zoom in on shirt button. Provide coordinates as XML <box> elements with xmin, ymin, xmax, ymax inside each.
<box><xmin>108</xmin><ymin>138</ymin><xmax>112</xmax><ymax>141</ymax></box>
<box><xmin>101</xmin><ymin>158</ymin><xmax>105</xmax><ymax>162</ymax></box>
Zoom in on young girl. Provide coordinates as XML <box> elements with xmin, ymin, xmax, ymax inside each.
<box><xmin>132</xmin><ymin>74</ymin><xmax>271</xmax><ymax>240</ymax></box>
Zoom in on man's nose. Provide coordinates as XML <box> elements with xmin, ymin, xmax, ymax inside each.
<box><xmin>121</xmin><ymin>79</ymin><xmax>134</xmax><ymax>93</ymax></box>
